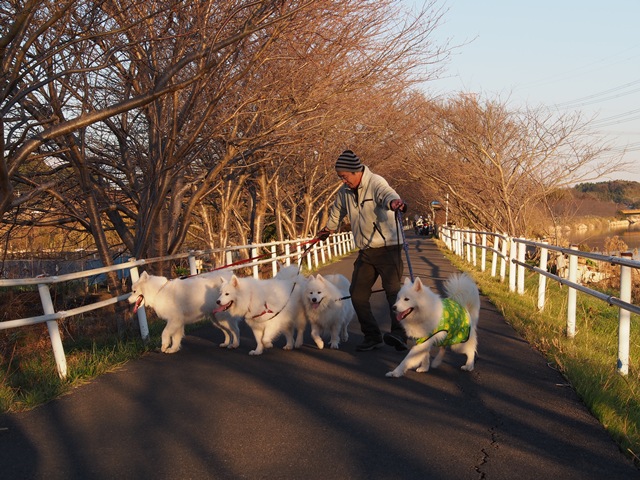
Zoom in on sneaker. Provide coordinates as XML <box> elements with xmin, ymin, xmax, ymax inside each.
<box><xmin>383</xmin><ymin>332</ymin><xmax>408</xmax><ymax>351</ymax></box>
<box><xmin>356</xmin><ymin>338</ymin><xmax>384</xmax><ymax>351</ymax></box>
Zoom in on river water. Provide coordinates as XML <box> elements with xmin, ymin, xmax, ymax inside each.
<box><xmin>561</xmin><ymin>222</ymin><xmax>640</xmax><ymax>253</ymax></box>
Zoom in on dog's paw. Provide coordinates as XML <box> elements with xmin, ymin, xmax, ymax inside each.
<box><xmin>385</xmin><ymin>370</ymin><xmax>403</xmax><ymax>378</ymax></box>
<box><xmin>227</xmin><ymin>343</ymin><xmax>239</xmax><ymax>349</ymax></box>
<box><xmin>329</xmin><ymin>342</ymin><xmax>339</xmax><ymax>349</ymax></box>
<box><xmin>314</xmin><ymin>340</ymin><xmax>324</xmax><ymax>349</ymax></box>
<box><xmin>218</xmin><ymin>342</ymin><xmax>230</xmax><ymax>348</ymax></box>
<box><xmin>461</xmin><ymin>364</ymin><xmax>475</xmax><ymax>371</ymax></box>
<box><xmin>282</xmin><ymin>344</ymin><xmax>293</xmax><ymax>351</ymax></box>
<box><xmin>249</xmin><ymin>349</ymin><xmax>263</xmax><ymax>356</ymax></box>
<box><xmin>164</xmin><ymin>346</ymin><xmax>180</xmax><ymax>354</ymax></box>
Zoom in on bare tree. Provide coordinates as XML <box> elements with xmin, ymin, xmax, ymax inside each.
<box><xmin>405</xmin><ymin>93</ymin><xmax>627</xmax><ymax>236</ymax></box>
<box><xmin>1</xmin><ymin>0</ymin><xmax>452</xmax><ymax>268</ymax></box>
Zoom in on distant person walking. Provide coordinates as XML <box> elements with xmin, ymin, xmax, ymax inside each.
<box><xmin>317</xmin><ymin>150</ymin><xmax>409</xmax><ymax>352</ymax></box>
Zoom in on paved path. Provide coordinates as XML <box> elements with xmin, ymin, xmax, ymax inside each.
<box><xmin>0</xmin><ymin>234</ymin><xmax>638</xmax><ymax>479</ymax></box>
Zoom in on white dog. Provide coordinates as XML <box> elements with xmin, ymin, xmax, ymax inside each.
<box><xmin>303</xmin><ymin>274</ymin><xmax>354</xmax><ymax>349</ymax></box>
<box><xmin>129</xmin><ymin>270</ymin><xmax>240</xmax><ymax>353</ymax></box>
<box><xmin>386</xmin><ymin>273</ymin><xmax>480</xmax><ymax>378</ymax></box>
<box><xmin>213</xmin><ymin>273</ymin><xmax>306</xmax><ymax>355</ymax></box>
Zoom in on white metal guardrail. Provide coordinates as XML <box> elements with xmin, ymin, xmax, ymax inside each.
<box><xmin>0</xmin><ymin>233</ymin><xmax>355</xmax><ymax>379</ymax></box>
<box><xmin>440</xmin><ymin>225</ymin><xmax>639</xmax><ymax>376</ymax></box>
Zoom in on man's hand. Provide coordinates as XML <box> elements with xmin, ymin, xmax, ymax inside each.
<box><xmin>316</xmin><ymin>227</ymin><xmax>331</xmax><ymax>241</ymax></box>
<box><xmin>390</xmin><ymin>199</ymin><xmax>407</xmax><ymax>212</ymax></box>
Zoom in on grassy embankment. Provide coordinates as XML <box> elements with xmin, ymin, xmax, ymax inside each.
<box><xmin>439</xmin><ymin>241</ymin><xmax>640</xmax><ymax>466</ymax></box>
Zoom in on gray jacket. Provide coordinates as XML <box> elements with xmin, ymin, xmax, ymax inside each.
<box><xmin>326</xmin><ymin>166</ymin><xmax>402</xmax><ymax>249</ymax></box>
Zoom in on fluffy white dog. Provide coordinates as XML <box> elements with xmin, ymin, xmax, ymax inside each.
<box><xmin>129</xmin><ymin>270</ymin><xmax>240</xmax><ymax>353</ymax></box>
<box><xmin>303</xmin><ymin>274</ymin><xmax>354</xmax><ymax>349</ymax></box>
<box><xmin>213</xmin><ymin>273</ymin><xmax>306</xmax><ymax>355</ymax></box>
<box><xmin>386</xmin><ymin>273</ymin><xmax>480</xmax><ymax>378</ymax></box>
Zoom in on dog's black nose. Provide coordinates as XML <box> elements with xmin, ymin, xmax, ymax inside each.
<box><xmin>216</xmin><ymin>300</ymin><xmax>221</xmax><ymax>305</ymax></box>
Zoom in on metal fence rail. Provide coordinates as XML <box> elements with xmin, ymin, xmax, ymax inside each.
<box><xmin>0</xmin><ymin>233</ymin><xmax>355</xmax><ymax>379</ymax></box>
<box><xmin>439</xmin><ymin>225</ymin><xmax>639</xmax><ymax>376</ymax></box>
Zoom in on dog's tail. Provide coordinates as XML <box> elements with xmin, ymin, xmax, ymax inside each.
<box><xmin>444</xmin><ymin>273</ymin><xmax>480</xmax><ymax>324</ymax></box>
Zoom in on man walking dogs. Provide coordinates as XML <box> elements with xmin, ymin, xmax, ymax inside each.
<box><xmin>317</xmin><ymin>150</ymin><xmax>409</xmax><ymax>352</ymax></box>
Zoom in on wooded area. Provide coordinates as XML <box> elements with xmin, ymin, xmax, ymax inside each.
<box><xmin>1</xmin><ymin>0</ymin><xmax>628</xmax><ymax>281</ymax></box>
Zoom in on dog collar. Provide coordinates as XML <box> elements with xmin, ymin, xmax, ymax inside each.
<box><xmin>251</xmin><ymin>303</ymin><xmax>274</xmax><ymax>319</ymax></box>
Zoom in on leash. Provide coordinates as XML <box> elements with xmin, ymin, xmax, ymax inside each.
<box><xmin>396</xmin><ymin>209</ymin><xmax>414</xmax><ymax>282</ymax></box>
<box><xmin>250</xmin><ymin>237</ymin><xmax>322</xmax><ymax>322</ymax></box>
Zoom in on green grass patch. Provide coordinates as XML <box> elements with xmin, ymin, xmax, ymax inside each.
<box><xmin>442</xmin><ymin>242</ymin><xmax>640</xmax><ymax>465</ymax></box>
<box><xmin>0</xmin><ymin>321</ymin><xmax>164</xmax><ymax>413</ymax></box>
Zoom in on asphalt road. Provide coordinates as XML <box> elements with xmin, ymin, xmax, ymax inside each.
<box><xmin>0</xmin><ymin>234</ymin><xmax>637</xmax><ymax>479</ymax></box>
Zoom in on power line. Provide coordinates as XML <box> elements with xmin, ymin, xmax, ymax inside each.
<box><xmin>590</xmin><ymin>107</ymin><xmax>640</xmax><ymax>128</ymax></box>
<box><xmin>555</xmin><ymin>81</ymin><xmax>640</xmax><ymax>108</ymax></box>
<box><xmin>555</xmin><ymin>78</ymin><xmax>640</xmax><ymax>107</ymax></box>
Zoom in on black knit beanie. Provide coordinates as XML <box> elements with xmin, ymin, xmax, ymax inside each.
<box><xmin>335</xmin><ymin>150</ymin><xmax>364</xmax><ymax>172</ymax></box>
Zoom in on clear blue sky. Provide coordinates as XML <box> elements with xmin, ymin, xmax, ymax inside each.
<box><xmin>404</xmin><ymin>0</ymin><xmax>640</xmax><ymax>182</ymax></box>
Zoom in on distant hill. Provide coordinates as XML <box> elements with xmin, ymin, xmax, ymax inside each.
<box><xmin>573</xmin><ymin>180</ymin><xmax>640</xmax><ymax>209</ymax></box>
<box><xmin>546</xmin><ymin>181</ymin><xmax>640</xmax><ymax>220</ymax></box>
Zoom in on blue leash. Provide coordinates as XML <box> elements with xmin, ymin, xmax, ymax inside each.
<box><xmin>396</xmin><ymin>210</ymin><xmax>414</xmax><ymax>282</ymax></box>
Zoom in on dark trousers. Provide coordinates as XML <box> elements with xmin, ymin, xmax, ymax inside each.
<box><xmin>350</xmin><ymin>245</ymin><xmax>405</xmax><ymax>341</ymax></box>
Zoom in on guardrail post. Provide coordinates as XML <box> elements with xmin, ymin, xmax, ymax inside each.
<box><xmin>500</xmin><ymin>236</ymin><xmax>508</xmax><ymax>282</ymax></box>
<box><xmin>509</xmin><ymin>238</ymin><xmax>517</xmax><ymax>292</ymax></box>
<box><xmin>129</xmin><ymin>265</ymin><xmax>149</xmax><ymax>342</ymax></box>
<box><xmin>566</xmin><ymin>245</ymin><xmax>578</xmax><ymax>338</ymax></box>
<box><xmin>226</xmin><ymin>250</ymin><xmax>233</xmax><ymax>267</ymax></box>
<box><xmin>617</xmin><ymin>251</ymin><xmax>633</xmax><ymax>376</ymax></box>
<box><xmin>37</xmin><ymin>280</ymin><xmax>68</xmax><ymax>379</ymax></box>
<box><xmin>251</xmin><ymin>247</ymin><xmax>259</xmax><ymax>279</ymax></box>
<box><xmin>284</xmin><ymin>243</ymin><xmax>292</xmax><ymax>266</ymax></box>
<box><xmin>481</xmin><ymin>234</ymin><xmax>487</xmax><ymax>272</ymax></box>
<box><xmin>517</xmin><ymin>241</ymin><xmax>526</xmax><ymax>295</ymax></box>
<box><xmin>325</xmin><ymin>236</ymin><xmax>333</xmax><ymax>260</ymax></box>
<box><xmin>465</xmin><ymin>231</ymin><xmax>471</xmax><ymax>263</ymax></box>
<box><xmin>306</xmin><ymin>244</ymin><xmax>313</xmax><ymax>270</ymax></box>
<box><xmin>491</xmin><ymin>236</ymin><xmax>498</xmax><ymax>277</ymax></box>
<box><xmin>296</xmin><ymin>242</ymin><xmax>303</xmax><ymax>267</ymax></box>
<box><xmin>312</xmin><ymin>242</ymin><xmax>319</xmax><ymax>268</ymax></box>
<box><xmin>271</xmin><ymin>245</ymin><xmax>278</xmax><ymax>277</ymax></box>
<box><xmin>188</xmin><ymin>251</ymin><xmax>197</xmax><ymax>275</ymax></box>
<box><xmin>471</xmin><ymin>232</ymin><xmax>477</xmax><ymax>267</ymax></box>
<box><xmin>537</xmin><ymin>242</ymin><xmax>548</xmax><ymax>311</ymax></box>
<box><xmin>320</xmin><ymin>240</ymin><xmax>327</xmax><ymax>264</ymax></box>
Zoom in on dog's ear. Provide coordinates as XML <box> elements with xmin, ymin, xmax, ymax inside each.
<box><xmin>230</xmin><ymin>275</ymin><xmax>240</xmax><ymax>287</ymax></box>
<box><xmin>403</xmin><ymin>277</ymin><xmax>412</xmax><ymax>286</ymax></box>
<box><xmin>316</xmin><ymin>274</ymin><xmax>325</xmax><ymax>283</ymax></box>
<box><xmin>140</xmin><ymin>271</ymin><xmax>149</xmax><ymax>280</ymax></box>
<box><xmin>413</xmin><ymin>277</ymin><xmax>424</xmax><ymax>292</ymax></box>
